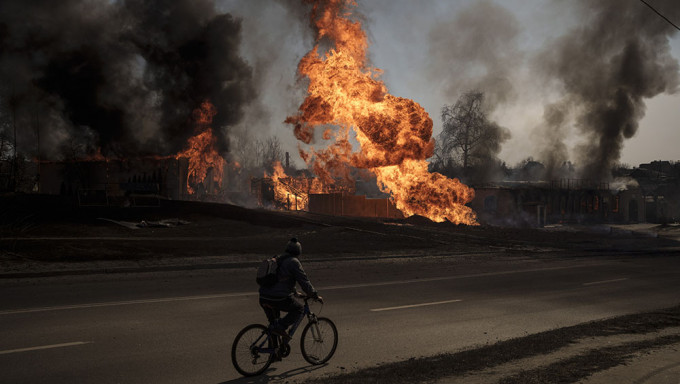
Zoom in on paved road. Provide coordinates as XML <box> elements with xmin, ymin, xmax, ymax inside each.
<box><xmin>1</xmin><ymin>253</ymin><xmax>679</xmax><ymax>383</ymax></box>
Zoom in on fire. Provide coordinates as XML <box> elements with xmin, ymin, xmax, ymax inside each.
<box><xmin>266</xmin><ymin>162</ymin><xmax>307</xmax><ymax>210</ymax></box>
<box><xmin>265</xmin><ymin>161</ymin><xmax>351</xmax><ymax>210</ymax></box>
<box><xmin>176</xmin><ymin>100</ymin><xmax>225</xmax><ymax>194</ymax></box>
<box><xmin>286</xmin><ymin>0</ymin><xmax>477</xmax><ymax>224</ymax></box>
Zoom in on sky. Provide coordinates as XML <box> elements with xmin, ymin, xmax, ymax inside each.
<box><xmin>220</xmin><ymin>0</ymin><xmax>680</xmax><ymax>169</ymax></box>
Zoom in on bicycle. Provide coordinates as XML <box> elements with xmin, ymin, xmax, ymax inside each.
<box><xmin>231</xmin><ymin>294</ymin><xmax>339</xmax><ymax>377</ymax></box>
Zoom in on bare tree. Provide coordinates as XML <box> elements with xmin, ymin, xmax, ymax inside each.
<box><xmin>0</xmin><ymin>129</ymin><xmax>11</xmax><ymax>161</ymax></box>
<box><xmin>435</xmin><ymin>91</ymin><xmax>509</xmax><ymax>173</ymax></box>
<box><xmin>228</xmin><ymin>125</ymin><xmax>286</xmax><ymax>173</ymax></box>
<box><xmin>0</xmin><ymin>130</ymin><xmax>11</xmax><ymax>191</ymax></box>
<box><xmin>255</xmin><ymin>136</ymin><xmax>284</xmax><ymax>169</ymax></box>
<box><xmin>229</xmin><ymin>126</ymin><xmax>258</xmax><ymax>170</ymax></box>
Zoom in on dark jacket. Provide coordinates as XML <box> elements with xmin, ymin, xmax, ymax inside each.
<box><xmin>259</xmin><ymin>253</ymin><xmax>317</xmax><ymax>299</ymax></box>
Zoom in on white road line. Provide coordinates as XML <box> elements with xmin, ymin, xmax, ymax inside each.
<box><xmin>0</xmin><ymin>263</ymin><xmax>608</xmax><ymax>316</ymax></box>
<box><xmin>0</xmin><ymin>292</ymin><xmax>253</xmax><ymax>315</ymax></box>
<box><xmin>583</xmin><ymin>278</ymin><xmax>629</xmax><ymax>286</ymax></box>
<box><xmin>322</xmin><ymin>263</ymin><xmax>610</xmax><ymax>290</ymax></box>
<box><xmin>0</xmin><ymin>341</ymin><xmax>92</xmax><ymax>355</ymax></box>
<box><xmin>371</xmin><ymin>299</ymin><xmax>462</xmax><ymax>312</ymax></box>
<box><xmin>0</xmin><ymin>237</ymin><xmax>230</xmax><ymax>241</ymax></box>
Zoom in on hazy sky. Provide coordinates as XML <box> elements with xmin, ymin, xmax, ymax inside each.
<box><xmin>221</xmin><ymin>0</ymin><xmax>680</xmax><ymax>168</ymax></box>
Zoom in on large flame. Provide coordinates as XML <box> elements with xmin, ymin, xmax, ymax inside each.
<box><xmin>286</xmin><ymin>0</ymin><xmax>477</xmax><ymax>224</ymax></box>
<box><xmin>176</xmin><ymin>100</ymin><xmax>225</xmax><ymax>194</ymax></box>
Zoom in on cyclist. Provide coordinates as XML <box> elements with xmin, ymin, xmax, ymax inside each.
<box><xmin>259</xmin><ymin>237</ymin><xmax>322</xmax><ymax>341</ymax></box>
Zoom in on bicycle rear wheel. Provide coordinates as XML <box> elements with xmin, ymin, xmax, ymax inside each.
<box><xmin>231</xmin><ymin>324</ymin><xmax>274</xmax><ymax>376</ymax></box>
<box><xmin>300</xmin><ymin>317</ymin><xmax>338</xmax><ymax>365</ymax></box>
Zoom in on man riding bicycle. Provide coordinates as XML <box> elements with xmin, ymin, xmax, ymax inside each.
<box><xmin>232</xmin><ymin>239</ymin><xmax>336</xmax><ymax>375</ymax></box>
<box><xmin>259</xmin><ymin>238</ymin><xmax>322</xmax><ymax>340</ymax></box>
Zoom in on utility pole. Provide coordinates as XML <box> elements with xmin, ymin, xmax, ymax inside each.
<box><xmin>35</xmin><ymin>104</ymin><xmax>40</xmax><ymax>193</ymax></box>
<box><xmin>11</xmin><ymin>92</ymin><xmax>17</xmax><ymax>192</ymax></box>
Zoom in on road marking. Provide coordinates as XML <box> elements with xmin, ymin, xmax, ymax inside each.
<box><xmin>322</xmin><ymin>263</ymin><xmax>610</xmax><ymax>290</ymax></box>
<box><xmin>583</xmin><ymin>278</ymin><xmax>628</xmax><ymax>286</ymax></box>
<box><xmin>0</xmin><ymin>341</ymin><xmax>92</xmax><ymax>355</ymax></box>
<box><xmin>371</xmin><ymin>299</ymin><xmax>462</xmax><ymax>312</ymax></box>
<box><xmin>0</xmin><ymin>237</ymin><xmax>233</xmax><ymax>241</ymax></box>
<box><xmin>0</xmin><ymin>293</ymin><xmax>253</xmax><ymax>315</ymax></box>
<box><xmin>0</xmin><ymin>263</ymin><xmax>608</xmax><ymax>316</ymax></box>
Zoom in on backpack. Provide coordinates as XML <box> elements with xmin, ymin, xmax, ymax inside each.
<box><xmin>256</xmin><ymin>255</ymin><xmax>281</xmax><ymax>287</ymax></box>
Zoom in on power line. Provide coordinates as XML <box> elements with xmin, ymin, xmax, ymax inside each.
<box><xmin>639</xmin><ymin>0</ymin><xmax>680</xmax><ymax>32</ymax></box>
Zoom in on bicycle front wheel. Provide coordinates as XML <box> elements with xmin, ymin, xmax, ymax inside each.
<box><xmin>231</xmin><ymin>324</ymin><xmax>274</xmax><ymax>377</ymax></box>
<box><xmin>300</xmin><ymin>317</ymin><xmax>338</xmax><ymax>365</ymax></box>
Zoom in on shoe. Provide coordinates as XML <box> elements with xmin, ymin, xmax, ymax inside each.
<box><xmin>271</xmin><ymin>327</ymin><xmax>291</xmax><ymax>340</ymax></box>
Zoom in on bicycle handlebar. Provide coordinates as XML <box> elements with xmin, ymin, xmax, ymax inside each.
<box><xmin>295</xmin><ymin>292</ymin><xmax>324</xmax><ymax>304</ymax></box>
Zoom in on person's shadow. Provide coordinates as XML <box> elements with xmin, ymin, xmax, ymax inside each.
<box><xmin>218</xmin><ymin>363</ymin><xmax>329</xmax><ymax>384</ymax></box>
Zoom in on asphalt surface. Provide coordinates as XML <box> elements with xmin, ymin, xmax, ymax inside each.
<box><xmin>1</xmin><ymin>252</ymin><xmax>679</xmax><ymax>383</ymax></box>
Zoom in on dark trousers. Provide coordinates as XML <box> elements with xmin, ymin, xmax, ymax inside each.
<box><xmin>259</xmin><ymin>295</ymin><xmax>304</xmax><ymax>329</ymax></box>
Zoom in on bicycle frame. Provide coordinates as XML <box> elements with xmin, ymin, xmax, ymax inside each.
<box><xmin>251</xmin><ymin>298</ymin><xmax>317</xmax><ymax>356</ymax></box>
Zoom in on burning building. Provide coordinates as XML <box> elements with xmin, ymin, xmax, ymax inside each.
<box><xmin>0</xmin><ymin>0</ymin><xmax>254</xmax><ymax>202</ymax></box>
<box><xmin>22</xmin><ymin>100</ymin><xmax>237</xmax><ymax>206</ymax></box>
<box><xmin>37</xmin><ymin>156</ymin><xmax>230</xmax><ymax>206</ymax></box>
<box><xmin>251</xmin><ymin>161</ymin><xmax>403</xmax><ymax>219</ymax></box>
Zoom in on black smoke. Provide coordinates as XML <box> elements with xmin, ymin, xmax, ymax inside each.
<box><xmin>536</xmin><ymin>0</ymin><xmax>680</xmax><ymax>181</ymax></box>
<box><xmin>0</xmin><ymin>0</ymin><xmax>254</xmax><ymax>160</ymax></box>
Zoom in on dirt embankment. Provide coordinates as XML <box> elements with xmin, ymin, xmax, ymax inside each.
<box><xmin>302</xmin><ymin>306</ymin><xmax>680</xmax><ymax>384</ymax></box>
<box><xmin>2</xmin><ymin>194</ymin><xmax>679</xmax><ymax>265</ymax></box>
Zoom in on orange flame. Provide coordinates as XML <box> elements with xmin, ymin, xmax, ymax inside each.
<box><xmin>286</xmin><ymin>0</ymin><xmax>477</xmax><ymax>224</ymax></box>
<box><xmin>266</xmin><ymin>162</ymin><xmax>307</xmax><ymax>210</ymax></box>
<box><xmin>265</xmin><ymin>161</ymin><xmax>350</xmax><ymax>210</ymax></box>
<box><xmin>176</xmin><ymin>100</ymin><xmax>225</xmax><ymax>194</ymax></box>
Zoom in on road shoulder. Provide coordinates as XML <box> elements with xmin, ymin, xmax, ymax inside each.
<box><xmin>300</xmin><ymin>305</ymin><xmax>680</xmax><ymax>384</ymax></box>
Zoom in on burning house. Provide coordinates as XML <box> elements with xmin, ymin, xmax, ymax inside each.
<box><xmin>251</xmin><ymin>163</ymin><xmax>403</xmax><ymax>219</ymax></box>
<box><xmin>18</xmin><ymin>99</ymin><xmax>235</xmax><ymax>206</ymax></box>
<box><xmin>36</xmin><ymin>156</ymin><xmax>230</xmax><ymax>206</ymax></box>
<box><xmin>0</xmin><ymin>0</ymin><xmax>254</xmax><ymax>203</ymax></box>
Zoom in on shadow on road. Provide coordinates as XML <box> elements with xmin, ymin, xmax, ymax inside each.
<box><xmin>218</xmin><ymin>363</ymin><xmax>328</xmax><ymax>384</ymax></box>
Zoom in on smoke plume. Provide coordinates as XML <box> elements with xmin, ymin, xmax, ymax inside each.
<box><xmin>427</xmin><ymin>0</ymin><xmax>522</xmax><ymax>108</ymax></box>
<box><xmin>535</xmin><ymin>0</ymin><xmax>680</xmax><ymax>181</ymax></box>
<box><xmin>220</xmin><ymin>0</ymin><xmax>313</xmax><ymax>168</ymax></box>
<box><xmin>426</xmin><ymin>0</ymin><xmax>517</xmax><ymax>181</ymax></box>
<box><xmin>0</xmin><ymin>0</ymin><xmax>254</xmax><ymax>160</ymax></box>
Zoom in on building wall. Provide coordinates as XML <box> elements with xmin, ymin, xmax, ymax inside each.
<box><xmin>617</xmin><ymin>188</ymin><xmax>646</xmax><ymax>223</ymax></box>
<box><xmin>38</xmin><ymin>158</ymin><xmax>189</xmax><ymax>203</ymax></box>
<box><xmin>472</xmin><ymin>186</ymin><xmax>646</xmax><ymax>227</ymax></box>
<box><xmin>308</xmin><ymin>193</ymin><xmax>403</xmax><ymax>219</ymax></box>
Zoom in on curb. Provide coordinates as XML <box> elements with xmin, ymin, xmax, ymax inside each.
<box><xmin>2</xmin><ymin>248</ymin><xmax>679</xmax><ymax>279</ymax></box>
<box><xmin>0</xmin><ymin>252</ymin><xmax>476</xmax><ymax>279</ymax></box>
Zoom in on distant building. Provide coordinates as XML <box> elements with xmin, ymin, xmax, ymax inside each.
<box><xmin>470</xmin><ymin>180</ymin><xmax>646</xmax><ymax>227</ymax></box>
